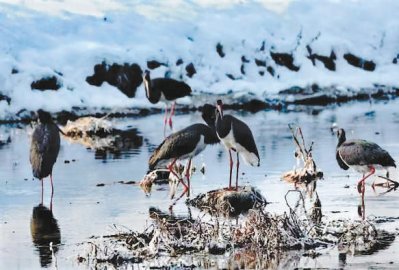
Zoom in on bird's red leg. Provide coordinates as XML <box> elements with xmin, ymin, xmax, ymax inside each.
<box><xmin>167</xmin><ymin>158</ymin><xmax>188</xmax><ymax>191</ymax></box>
<box><xmin>228</xmin><ymin>149</ymin><xmax>233</xmax><ymax>189</ymax></box>
<box><xmin>50</xmin><ymin>174</ymin><xmax>54</xmax><ymax>197</ymax></box>
<box><xmin>185</xmin><ymin>158</ymin><xmax>192</xmax><ymax>197</ymax></box>
<box><xmin>164</xmin><ymin>105</ymin><xmax>169</xmax><ymax>125</ymax></box>
<box><xmin>357</xmin><ymin>166</ymin><xmax>375</xmax><ymax>193</ymax></box>
<box><xmin>50</xmin><ymin>191</ymin><xmax>53</xmax><ymax>212</ymax></box>
<box><xmin>41</xmin><ymin>178</ymin><xmax>43</xmax><ymax>205</ymax></box>
<box><xmin>168</xmin><ymin>101</ymin><xmax>176</xmax><ymax>128</ymax></box>
<box><xmin>236</xmin><ymin>152</ymin><xmax>240</xmax><ymax>190</ymax></box>
<box><xmin>163</xmin><ymin>105</ymin><xmax>169</xmax><ymax>136</ymax></box>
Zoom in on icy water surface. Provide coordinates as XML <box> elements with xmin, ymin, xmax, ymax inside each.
<box><xmin>1</xmin><ymin>99</ymin><xmax>399</xmax><ymax>269</ymax></box>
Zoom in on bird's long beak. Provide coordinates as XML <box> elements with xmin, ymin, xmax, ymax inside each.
<box><xmin>143</xmin><ymin>73</ymin><xmax>150</xmax><ymax>98</ymax></box>
<box><xmin>216</xmin><ymin>104</ymin><xmax>223</xmax><ymax>119</ymax></box>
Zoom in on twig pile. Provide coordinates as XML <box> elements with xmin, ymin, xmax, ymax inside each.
<box><xmin>282</xmin><ymin>124</ymin><xmax>323</xmax><ymax>184</ymax></box>
<box><xmin>77</xmin><ymin>193</ymin><xmax>394</xmax><ymax>268</ymax></box>
<box><xmin>62</xmin><ymin>116</ymin><xmax>113</xmax><ymax>138</ymax></box>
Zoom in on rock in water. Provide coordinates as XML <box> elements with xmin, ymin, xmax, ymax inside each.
<box><xmin>187</xmin><ymin>186</ymin><xmax>267</xmax><ymax>217</ymax></box>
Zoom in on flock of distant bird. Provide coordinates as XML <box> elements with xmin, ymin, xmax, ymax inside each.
<box><xmin>30</xmin><ymin>70</ymin><xmax>396</xmax><ymax>208</ymax></box>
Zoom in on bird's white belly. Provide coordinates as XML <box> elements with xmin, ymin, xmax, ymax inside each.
<box><xmin>220</xmin><ymin>129</ymin><xmax>259</xmax><ymax>167</ymax></box>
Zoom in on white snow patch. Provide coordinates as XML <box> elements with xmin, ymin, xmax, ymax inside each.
<box><xmin>0</xmin><ymin>0</ymin><xmax>398</xmax><ymax>120</ymax></box>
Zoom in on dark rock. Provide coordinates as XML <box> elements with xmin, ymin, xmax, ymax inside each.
<box><xmin>280</xmin><ymin>85</ymin><xmax>336</xmax><ymax>105</ymax></box>
<box><xmin>226</xmin><ymin>74</ymin><xmax>242</xmax><ymax>80</ymax></box>
<box><xmin>96</xmin><ymin>183</ymin><xmax>105</xmax><ymax>187</ymax></box>
<box><xmin>255</xmin><ymin>58</ymin><xmax>266</xmax><ymax>67</ymax></box>
<box><xmin>147</xmin><ymin>60</ymin><xmax>167</xmax><ymax>70</ymax></box>
<box><xmin>279</xmin><ymin>86</ymin><xmax>306</xmax><ymax>95</ymax></box>
<box><xmin>185</xmin><ymin>63</ymin><xmax>196</xmax><ymax>78</ymax></box>
<box><xmin>393</xmin><ymin>54</ymin><xmax>399</xmax><ymax>64</ymax></box>
<box><xmin>270</xmin><ymin>52</ymin><xmax>300</xmax><ymax>71</ymax></box>
<box><xmin>11</xmin><ymin>68</ymin><xmax>18</xmax><ymax>74</ymax></box>
<box><xmin>31</xmin><ymin>76</ymin><xmax>61</xmax><ymax>91</ymax></box>
<box><xmin>306</xmin><ymin>46</ymin><xmax>336</xmax><ymax>71</ymax></box>
<box><xmin>267</xmin><ymin>66</ymin><xmax>275</xmax><ymax>76</ymax></box>
<box><xmin>176</xmin><ymin>59</ymin><xmax>183</xmax><ymax>66</ymax></box>
<box><xmin>0</xmin><ymin>136</ymin><xmax>11</xmax><ymax>149</ymax></box>
<box><xmin>241</xmin><ymin>56</ymin><xmax>250</xmax><ymax>63</ymax></box>
<box><xmin>54</xmin><ymin>70</ymin><xmax>63</xmax><ymax>77</ymax></box>
<box><xmin>343</xmin><ymin>53</ymin><xmax>376</xmax><ymax>71</ymax></box>
<box><xmin>86</xmin><ymin>61</ymin><xmax>143</xmax><ymax>98</ymax></box>
<box><xmin>259</xmin><ymin>71</ymin><xmax>265</xmax><ymax>76</ymax></box>
<box><xmin>223</xmin><ymin>99</ymin><xmax>269</xmax><ymax>113</ymax></box>
<box><xmin>0</xmin><ymin>93</ymin><xmax>11</xmax><ymax>105</ymax></box>
<box><xmin>55</xmin><ymin>110</ymin><xmax>79</xmax><ymax>125</ymax></box>
<box><xmin>64</xmin><ymin>160</ymin><xmax>70</xmax><ymax>164</ymax></box>
<box><xmin>292</xmin><ymin>94</ymin><xmax>336</xmax><ymax>106</ymax></box>
<box><xmin>187</xmin><ymin>186</ymin><xmax>267</xmax><ymax>217</ymax></box>
<box><xmin>260</xmin><ymin>41</ymin><xmax>266</xmax><ymax>51</ymax></box>
<box><xmin>216</xmin><ymin>42</ymin><xmax>225</xmax><ymax>58</ymax></box>
<box><xmin>242</xmin><ymin>99</ymin><xmax>269</xmax><ymax>112</ymax></box>
<box><xmin>240</xmin><ymin>64</ymin><xmax>245</xmax><ymax>75</ymax></box>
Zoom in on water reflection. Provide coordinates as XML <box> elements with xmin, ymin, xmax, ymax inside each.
<box><xmin>78</xmin><ymin>127</ymin><xmax>144</xmax><ymax>160</ymax></box>
<box><xmin>30</xmin><ymin>204</ymin><xmax>61</xmax><ymax>268</ymax></box>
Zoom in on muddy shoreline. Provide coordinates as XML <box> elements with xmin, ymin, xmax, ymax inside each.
<box><xmin>1</xmin><ymin>85</ymin><xmax>398</xmax><ymax>124</ymax></box>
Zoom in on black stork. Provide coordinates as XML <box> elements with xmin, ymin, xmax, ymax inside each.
<box><xmin>142</xmin><ymin>70</ymin><xmax>192</xmax><ymax>129</ymax></box>
<box><xmin>30</xmin><ymin>110</ymin><xmax>63</xmax><ymax>203</ymax></box>
<box><xmin>336</xmin><ymin>128</ymin><xmax>396</xmax><ymax>193</ymax></box>
<box><xmin>148</xmin><ymin>104</ymin><xmax>219</xmax><ymax>197</ymax></box>
<box><xmin>215</xmin><ymin>100</ymin><xmax>260</xmax><ymax>190</ymax></box>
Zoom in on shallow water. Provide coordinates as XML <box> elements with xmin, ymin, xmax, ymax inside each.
<box><xmin>1</xmin><ymin>99</ymin><xmax>399</xmax><ymax>269</ymax></box>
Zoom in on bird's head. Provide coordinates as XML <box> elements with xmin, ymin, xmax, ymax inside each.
<box><xmin>37</xmin><ymin>110</ymin><xmax>53</xmax><ymax>124</ymax></box>
<box><xmin>201</xmin><ymin>104</ymin><xmax>216</xmax><ymax>127</ymax></box>
<box><xmin>142</xmin><ymin>70</ymin><xmax>151</xmax><ymax>97</ymax></box>
<box><xmin>216</xmin><ymin>99</ymin><xmax>224</xmax><ymax>119</ymax></box>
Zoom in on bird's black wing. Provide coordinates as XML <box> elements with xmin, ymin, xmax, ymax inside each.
<box><xmin>30</xmin><ymin>124</ymin><xmax>60</xmax><ymax>178</ymax></box>
<box><xmin>230</xmin><ymin>116</ymin><xmax>259</xmax><ymax>158</ymax></box>
<box><xmin>149</xmin><ymin>124</ymin><xmax>202</xmax><ymax>170</ymax></box>
<box><xmin>152</xmin><ymin>78</ymin><xmax>191</xmax><ymax>100</ymax></box>
<box><xmin>338</xmin><ymin>139</ymin><xmax>396</xmax><ymax>167</ymax></box>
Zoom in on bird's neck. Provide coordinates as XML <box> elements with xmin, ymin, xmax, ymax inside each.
<box><xmin>215</xmin><ymin>114</ymin><xmax>230</xmax><ymax>138</ymax></box>
<box><xmin>204</xmin><ymin>127</ymin><xmax>220</xmax><ymax>145</ymax></box>
<box><xmin>143</xmin><ymin>77</ymin><xmax>152</xmax><ymax>99</ymax></box>
<box><xmin>337</xmin><ymin>134</ymin><xmax>346</xmax><ymax>147</ymax></box>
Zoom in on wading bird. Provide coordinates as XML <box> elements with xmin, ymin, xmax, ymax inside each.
<box><xmin>148</xmin><ymin>104</ymin><xmax>219</xmax><ymax>198</ymax></box>
<box><xmin>215</xmin><ymin>100</ymin><xmax>260</xmax><ymax>190</ymax></box>
<box><xmin>142</xmin><ymin>70</ymin><xmax>191</xmax><ymax>130</ymax></box>
<box><xmin>30</xmin><ymin>110</ymin><xmax>63</xmax><ymax>203</ymax></box>
<box><xmin>336</xmin><ymin>128</ymin><xmax>396</xmax><ymax>193</ymax></box>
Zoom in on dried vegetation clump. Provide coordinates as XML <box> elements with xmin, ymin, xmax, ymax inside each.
<box><xmin>61</xmin><ymin>116</ymin><xmax>143</xmax><ymax>151</ymax></box>
<box><xmin>282</xmin><ymin>124</ymin><xmax>323</xmax><ymax>184</ymax></box>
<box><xmin>187</xmin><ymin>186</ymin><xmax>267</xmax><ymax>217</ymax></box>
<box><xmin>77</xmin><ymin>191</ymin><xmax>394</xmax><ymax>268</ymax></box>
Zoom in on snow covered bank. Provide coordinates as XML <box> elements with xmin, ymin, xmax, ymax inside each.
<box><xmin>0</xmin><ymin>0</ymin><xmax>399</xmax><ymax>120</ymax></box>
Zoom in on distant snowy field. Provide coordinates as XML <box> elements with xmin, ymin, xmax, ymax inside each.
<box><xmin>0</xmin><ymin>0</ymin><xmax>398</xmax><ymax>120</ymax></box>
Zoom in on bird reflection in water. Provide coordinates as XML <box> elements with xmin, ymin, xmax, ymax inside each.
<box><xmin>30</xmin><ymin>204</ymin><xmax>61</xmax><ymax>268</ymax></box>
